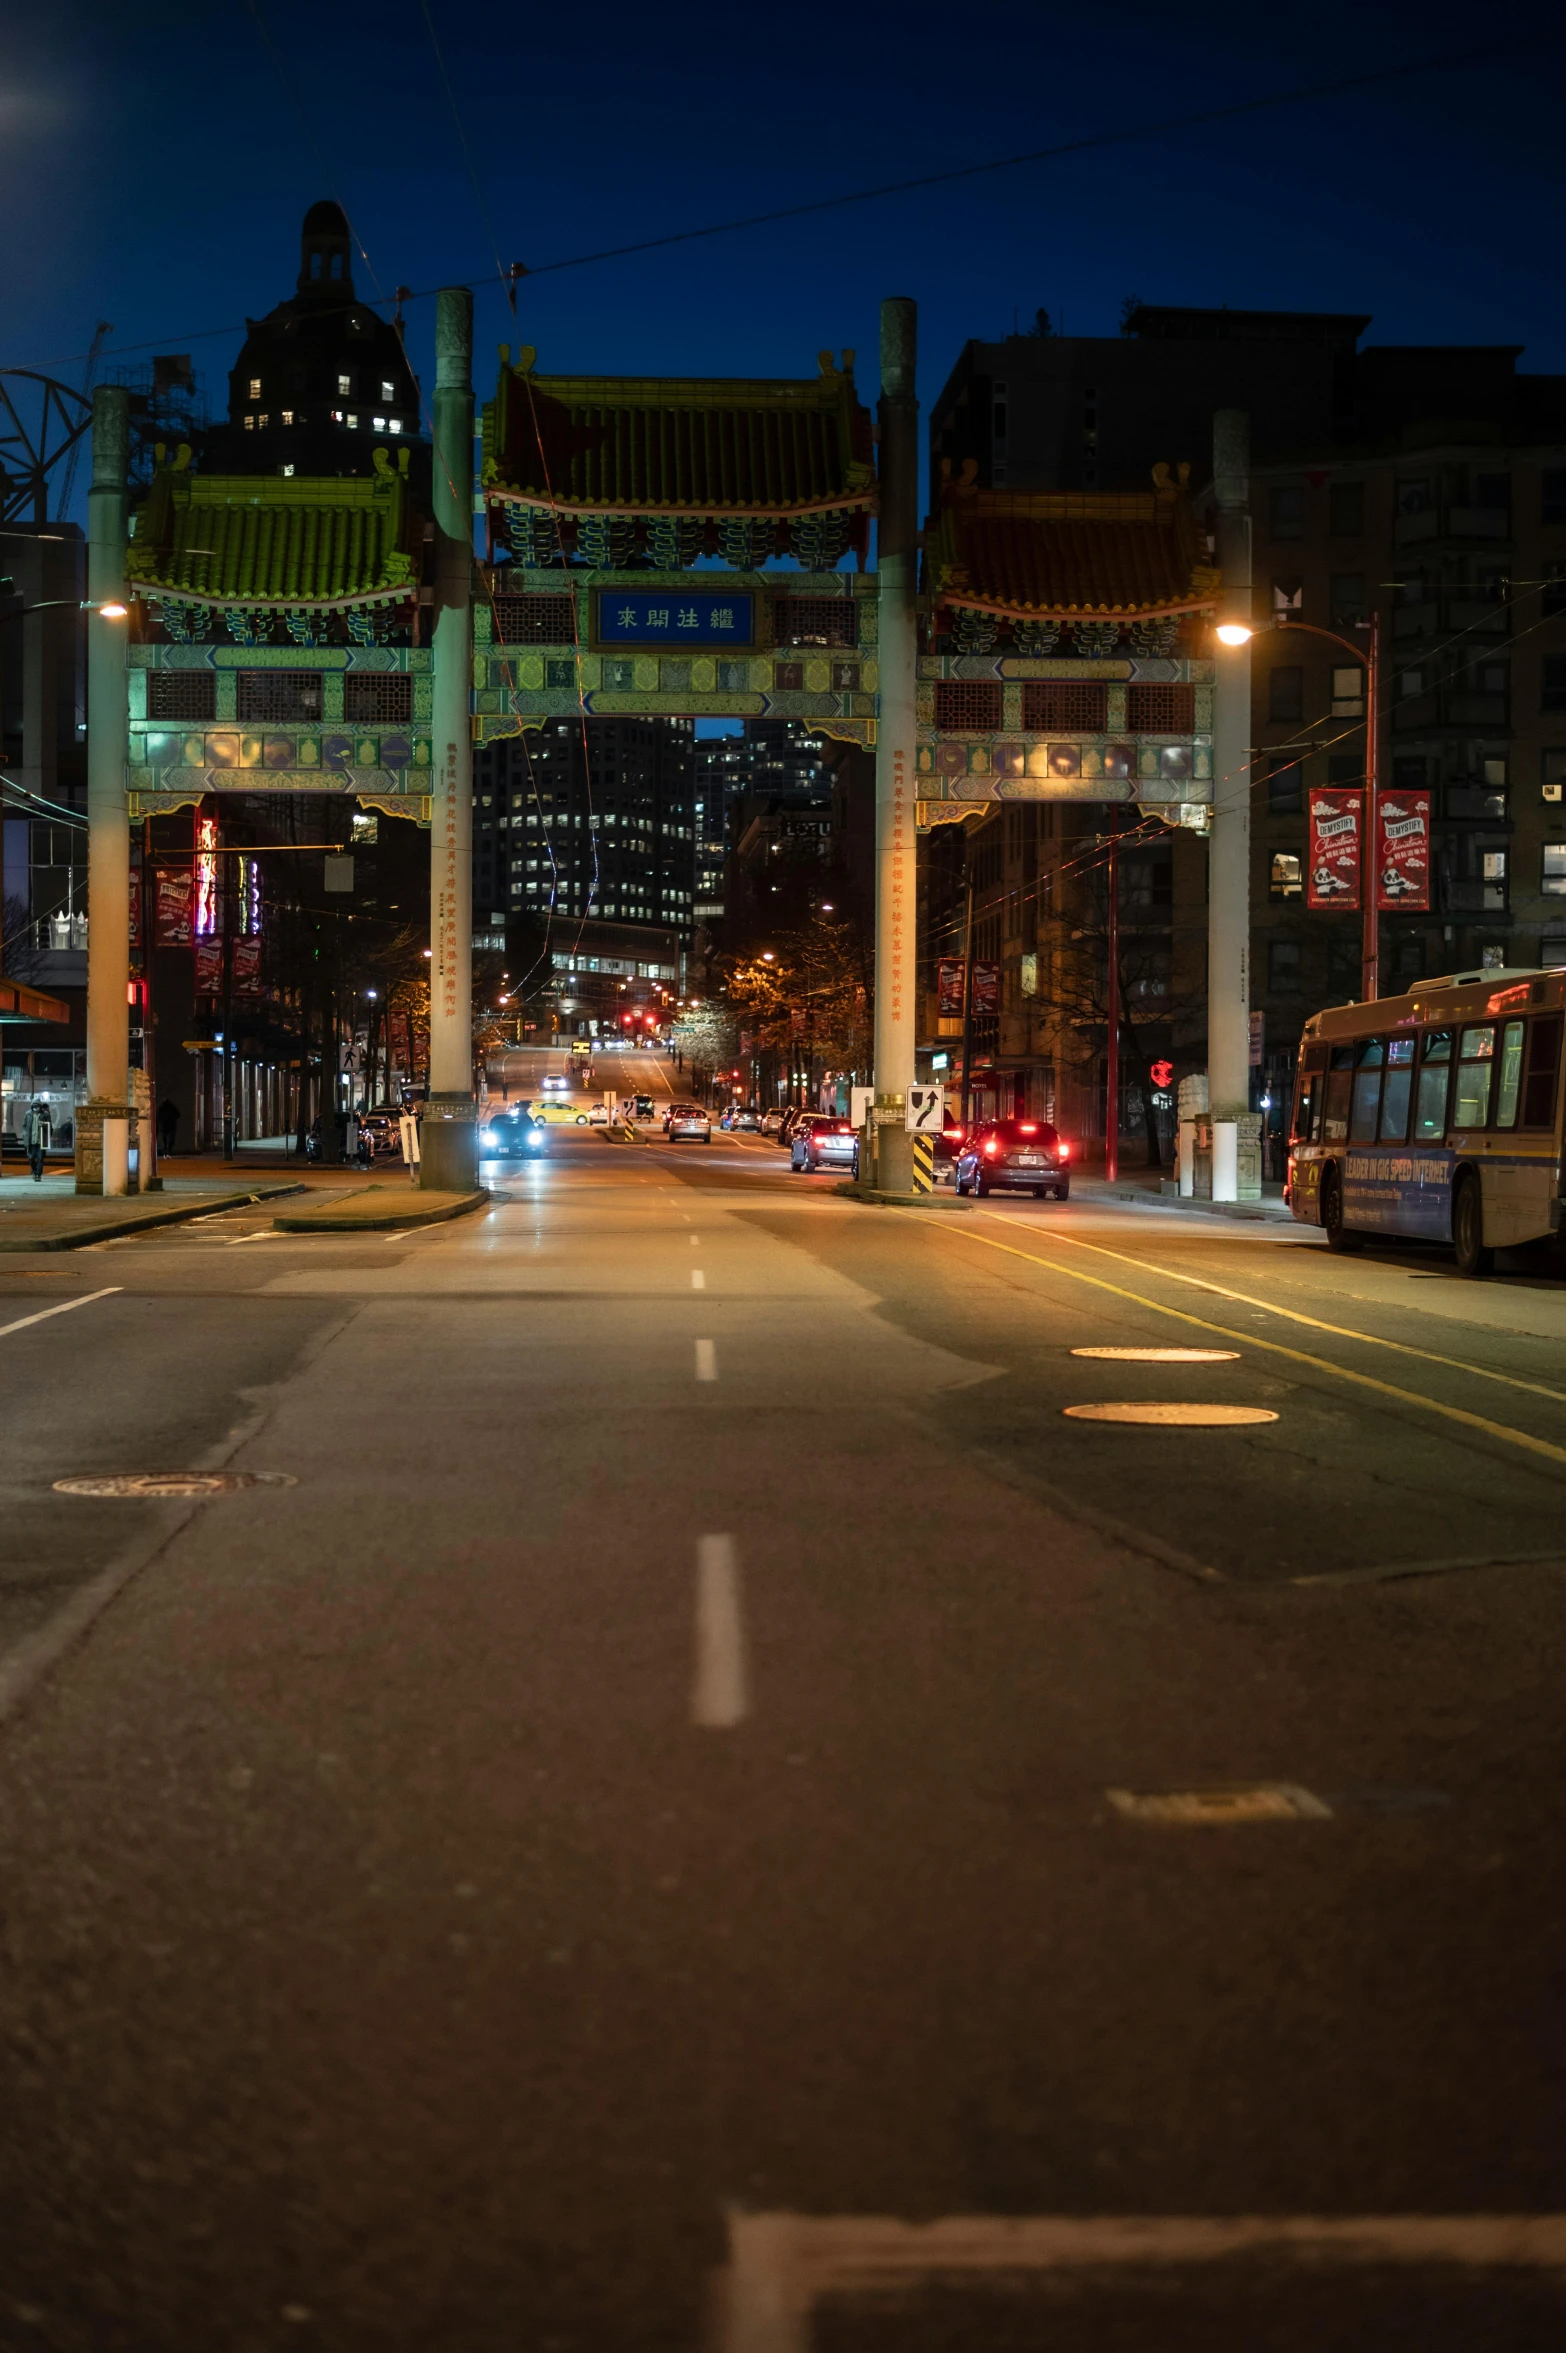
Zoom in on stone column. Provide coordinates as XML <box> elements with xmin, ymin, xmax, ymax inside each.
<box><xmin>78</xmin><ymin>385</ymin><xmax>133</xmax><ymax>1196</ymax></box>
<box><xmin>1208</xmin><ymin>407</ymin><xmax>1253</xmax><ymax>1202</ymax></box>
<box><xmin>868</xmin><ymin>295</ymin><xmax>918</xmax><ymax>1194</ymax></box>
<box><xmin>422</xmin><ymin>286</ymin><xmax>478</xmax><ymax>1192</ymax></box>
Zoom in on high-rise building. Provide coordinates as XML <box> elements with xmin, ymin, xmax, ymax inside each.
<box><xmin>691</xmin><ymin>721</ymin><xmax>833</xmax><ymax>926</ymax></box>
<box><xmin>473</xmin><ymin>717</ymin><xmax>695</xmax><ymax>939</ymax></box>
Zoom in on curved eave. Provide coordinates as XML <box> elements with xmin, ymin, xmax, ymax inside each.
<box><xmin>485</xmin><ymin>486</ymin><xmax>876</xmax><ymax>520</ymax></box>
<box><xmin>936</xmin><ymin>589</ymin><xmax>1218</xmax><ymax>621</ymax></box>
<box><xmin>129</xmin><ymin>583</ymin><xmax>415</xmax><ymax>613</ymax></box>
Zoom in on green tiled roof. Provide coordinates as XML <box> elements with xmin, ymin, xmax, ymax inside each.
<box><xmin>926</xmin><ymin>464</ymin><xmax>1221</xmax><ymax>619</ymax></box>
<box><xmin>127</xmin><ymin>448</ymin><xmax>421</xmax><ymax>609</ymax></box>
<box><xmin>481</xmin><ymin>348</ymin><xmax>876</xmax><ymax>518</ymax></box>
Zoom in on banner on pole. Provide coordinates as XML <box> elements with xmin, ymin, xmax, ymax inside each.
<box><xmin>971</xmin><ymin>961</ymin><xmax>1001</xmax><ymax>1015</ymax></box>
<box><xmin>937</xmin><ymin>958</ymin><xmax>966</xmax><ymax>1017</ymax></box>
<box><xmin>1307</xmin><ymin>789</ymin><xmax>1361</xmax><ymax>910</ymax></box>
<box><xmin>156</xmin><ymin>870</ymin><xmax>192</xmax><ymax>945</ymax></box>
<box><xmin>232</xmin><ymin>937</ymin><xmax>263</xmax><ymax>994</ymax></box>
<box><xmin>194</xmin><ymin>938</ymin><xmax>222</xmax><ymax>996</ymax></box>
<box><xmin>1376</xmin><ymin>788</ymin><xmax>1431</xmax><ymax>911</ymax></box>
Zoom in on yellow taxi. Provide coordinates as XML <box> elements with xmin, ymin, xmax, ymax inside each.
<box><xmin>523</xmin><ymin>1096</ymin><xmax>590</xmax><ymax>1127</ymax></box>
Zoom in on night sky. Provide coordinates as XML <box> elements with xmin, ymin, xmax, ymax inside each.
<box><xmin>5</xmin><ymin>0</ymin><xmax>1563</xmax><ymax>516</ymax></box>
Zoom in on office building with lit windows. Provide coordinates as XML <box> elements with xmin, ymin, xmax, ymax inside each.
<box><xmin>472</xmin><ymin>716</ymin><xmax>696</xmax><ymax>941</ymax></box>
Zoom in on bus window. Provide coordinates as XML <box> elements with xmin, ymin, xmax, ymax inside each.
<box><xmin>1414</xmin><ymin>1029</ymin><xmax>1452</xmax><ymax>1141</ymax></box>
<box><xmin>1380</xmin><ymin>1034</ymin><xmax>1415</xmax><ymax>1140</ymax></box>
<box><xmin>1350</xmin><ymin>1038</ymin><xmax>1385</xmax><ymax>1141</ymax></box>
<box><xmin>1322</xmin><ymin>1044</ymin><xmax>1355</xmax><ymax>1144</ymax></box>
<box><xmin>1494</xmin><ymin>1020</ymin><xmax>1526</xmax><ymax>1129</ymax></box>
<box><xmin>1522</xmin><ymin>1014</ymin><xmax>1562</xmax><ymax>1127</ymax></box>
<box><xmin>1453</xmin><ymin>1025</ymin><xmax>1496</xmax><ymax>1128</ymax></box>
<box><xmin>1291</xmin><ymin>1073</ymin><xmax>1320</xmax><ymax>1142</ymax></box>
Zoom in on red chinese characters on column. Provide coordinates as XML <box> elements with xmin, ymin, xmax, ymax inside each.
<box><xmin>129</xmin><ymin>866</ymin><xmax>142</xmax><ymax>948</ymax></box>
<box><xmin>1376</xmin><ymin>788</ymin><xmax>1430</xmax><ymax>912</ymax></box>
<box><xmin>1307</xmin><ymin>788</ymin><xmax>1361</xmax><ymax>911</ymax></box>
<box><xmin>889</xmin><ymin>749</ymin><xmax>910</xmax><ymax>1023</ymax></box>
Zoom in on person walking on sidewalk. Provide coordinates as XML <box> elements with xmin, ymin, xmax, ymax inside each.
<box><xmin>157</xmin><ymin>1097</ymin><xmax>179</xmax><ymax>1157</ymax></box>
<box><xmin>23</xmin><ymin>1098</ymin><xmax>52</xmax><ymax>1182</ymax></box>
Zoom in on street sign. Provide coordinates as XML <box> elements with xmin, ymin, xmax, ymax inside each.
<box><xmin>906</xmin><ymin>1084</ymin><xmax>945</xmax><ymax>1133</ymax></box>
<box><xmin>850</xmin><ymin>1085</ymin><xmax>874</xmax><ymax>1130</ymax></box>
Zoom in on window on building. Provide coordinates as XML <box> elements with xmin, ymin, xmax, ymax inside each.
<box><xmin>1270</xmin><ymin>852</ymin><xmax>1304</xmax><ymax>901</ymax></box>
<box><xmin>1397</xmin><ymin>479</ymin><xmax>1431</xmax><ymax>515</ymax></box>
<box><xmin>281</xmin><ymin>409</ymin><xmax>294</xmax><ymax>426</ymax></box>
<box><xmin>1331</xmin><ymin>665</ymin><xmax>1365</xmax><ymax>717</ymax></box>
<box><xmin>1023</xmin><ymin>681</ymin><xmax>1107</xmax><ymax>731</ymax></box>
<box><xmin>1475</xmin><ymin>473</ymin><xmax>1511</xmax><ymax>512</ymax></box>
<box><xmin>1543</xmin><ymin>470</ymin><xmax>1566</xmax><ymax>527</ymax></box>
<box><xmin>345</xmin><ymin>413</ymin><xmax>358</xmax><ymax>430</ymax></box>
<box><xmin>934</xmin><ymin>680</ymin><xmax>1003</xmax><ymax>732</ymax></box>
<box><xmin>246</xmin><ymin>377</ymin><xmax>263</xmax><ymax>401</ymax></box>
<box><xmin>1125</xmin><ymin>682</ymin><xmax>1194</xmax><ymax>732</ymax></box>
<box><xmin>1268</xmin><ymin>940</ymin><xmax>1301</xmax><ymax>992</ymax></box>
<box><xmin>1391</xmin><ymin>933</ymin><xmax>1425</xmax><ymax>986</ymax></box>
<box><xmin>243</xmin><ymin>415</ymin><xmax>255</xmax><ymax>431</ymax></box>
<box><xmin>381</xmin><ymin>380</ymin><xmax>395</xmax><ymax>401</ymax></box>
<box><xmin>1329</xmin><ymin>573</ymin><xmax>1366</xmax><ymax>625</ymax></box>
<box><xmin>343</xmin><ymin>673</ymin><xmax>413</xmax><ymax>723</ymax></box>
<box><xmin>1545</xmin><ymin>661</ymin><xmax>1566</xmax><ymax>712</ymax></box>
<box><xmin>1478</xmin><ymin>662</ymin><xmax>1509</xmax><ymax>701</ymax></box>
<box><xmin>1543</xmin><ymin>563</ymin><xmax>1566</xmax><ymax>619</ymax></box>
<box><xmin>388</xmin><ymin>419</ymin><xmax>402</xmax><ymax>434</ymax></box>
<box><xmin>1543</xmin><ymin>750</ymin><xmax>1566</xmax><ymax>803</ymax></box>
<box><xmin>147</xmin><ymin>671</ymin><xmax>217</xmax><ymax>722</ymax></box>
<box><xmin>236</xmin><ymin>671</ymin><xmax>324</xmax><ymax>724</ymax></box>
<box><xmin>1329</xmin><ymin>482</ymin><xmax>1364</xmax><ymax>538</ymax></box>
<box><xmin>1481</xmin><ymin>848</ymin><xmax>1508</xmax><ymax>909</ymax></box>
<box><xmin>338</xmin><ymin>373</ymin><xmax>352</xmax><ymax>396</ymax></box>
<box><xmin>1267</xmin><ymin>754</ymin><xmax>1302</xmax><ymax>813</ymax></box>
<box><xmin>1544</xmin><ymin>845</ymin><xmax>1566</xmax><ymax>897</ymax></box>
<box><xmin>373</xmin><ymin>416</ymin><xmax>386</xmax><ymax>432</ymax></box>
<box><xmin>1268</xmin><ymin>664</ymin><xmax>1304</xmax><ymax>723</ymax></box>
<box><xmin>256</xmin><ymin>414</ymin><xmax>268</xmax><ymax>429</ymax></box>
<box><xmin>1269</xmin><ymin>486</ymin><xmax>1304</xmax><ymax>540</ymax></box>
<box><xmin>1400</xmin><ymin>669</ymin><xmax>1425</xmax><ymax>701</ymax></box>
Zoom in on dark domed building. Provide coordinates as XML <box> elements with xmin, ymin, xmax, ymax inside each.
<box><xmin>205</xmin><ymin>202</ymin><xmax>426</xmax><ymax>487</ymax></box>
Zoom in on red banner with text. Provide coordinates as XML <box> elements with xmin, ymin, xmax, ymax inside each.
<box><xmin>232</xmin><ymin>936</ymin><xmax>263</xmax><ymax>994</ymax></box>
<box><xmin>194</xmin><ymin>938</ymin><xmax>223</xmax><ymax>996</ymax></box>
<box><xmin>1376</xmin><ymin>787</ymin><xmax>1431</xmax><ymax>911</ymax></box>
<box><xmin>1307</xmin><ymin>789</ymin><xmax>1361</xmax><ymax>911</ymax></box>
<box><xmin>971</xmin><ymin>961</ymin><xmax>1001</xmax><ymax>1015</ymax></box>
<box><xmin>937</xmin><ymin>958</ymin><xmax>966</xmax><ymax>1018</ymax></box>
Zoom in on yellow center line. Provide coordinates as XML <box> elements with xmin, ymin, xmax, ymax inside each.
<box><xmin>913</xmin><ymin>1216</ymin><xmax>1566</xmax><ymax>1475</ymax></box>
<box><xmin>975</xmin><ymin>1212</ymin><xmax>1566</xmax><ymax>1411</ymax></box>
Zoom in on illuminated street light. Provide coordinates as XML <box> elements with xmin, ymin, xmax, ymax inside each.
<box><xmin>1215</xmin><ymin>621</ymin><xmax>1253</xmax><ymax>646</ymax></box>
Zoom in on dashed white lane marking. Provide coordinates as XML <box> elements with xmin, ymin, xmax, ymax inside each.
<box><xmin>716</xmin><ymin>2211</ymin><xmax>1566</xmax><ymax>2351</ymax></box>
<box><xmin>695</xmin><ymin>1339</ymin><xmax>717</xmax><ymax>1382</ymax></box>
<box><xmin>226</xmin><ymin>1229</ymin><xmax>289</xmax><ymax>1244</ymax></box>
<box><xmin>690</xmin><ymin>1234</ymin><xmax>700</xmax><ymax>1245</ymax></box>
<box><xmin>0</xmin><ymin>1288</ymin><xmax>120</xmax><ymax>1340</ymax></box>
<box><xmin>692</xmin><ymin>1534</ymin><xmax>748</xmax><ymax>1728</ymax></box>
<box><xmin>691</xmin><ymin>1269</ymin><xmax>706</xmax><ymax>1290</ymax></box>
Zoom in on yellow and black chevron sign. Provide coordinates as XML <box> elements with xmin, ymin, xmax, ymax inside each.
<box><xmin>911</xmin><ymin>1133</ymin><xmax>935</xmax><ymax>1193</ymax></box>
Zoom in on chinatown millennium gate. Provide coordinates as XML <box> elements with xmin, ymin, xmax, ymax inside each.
<box><xmin>82</xmin><ymin>293</ymin><xmax>1241</xmax><ymax>1197</ymax></box>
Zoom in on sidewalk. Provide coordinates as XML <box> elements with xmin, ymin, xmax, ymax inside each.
<box><xmin>1070</xmin><ymin>1169</ymin><xmax>1295</xmax><ymax>1224</ymax></box>
<box><xmin>0</xmin><ymin>1173</ymin><xmax>301</xmax><ymax>1252</ymax></box>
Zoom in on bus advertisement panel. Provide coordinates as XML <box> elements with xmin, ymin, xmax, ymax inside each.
<box><xmin>1376</xmin><ymin>789</ymin><xmax>1431</xmax><ymax>910</ymax></box>
<box><xmin>1308</xmin><ymin>789</ymin><xmax>1361</xmax><ymax>908</ymax></box>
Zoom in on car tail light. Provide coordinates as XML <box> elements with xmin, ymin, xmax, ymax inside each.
<box><xmin>835</xmin><ymin>1124</ymin><xmax>853</xmax><ymax>1135</ymax></box>
<box><xmin>1057</xmin><ymin>1142</ymin><xmax>1071</xmax><ymax>1159</ymax></box>
<box><xmin>984</xmin><ymin>1139</ymin><xmax>999</xmax><ymax>1156</ymax></box>
<box><xmin>1019</xmin><ymin>1122</ymin><xmax>1038</xmax><ymax>1134</ymax></box>
<box><xmin>943</xmin><ymin>1126</ymin><xmax>964</xmax><ymax>1143</ymax></box>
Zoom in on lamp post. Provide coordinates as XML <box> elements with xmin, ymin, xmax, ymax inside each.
<box><xmin>1218</xmin><ymin>610</ymin><xmax>1382</xmax><ymax>1003</ymax></box>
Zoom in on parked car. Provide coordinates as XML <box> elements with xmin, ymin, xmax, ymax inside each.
<box><xmin>953</xmin><ymin>1118</ymin><xmax>1071</xmax><ymax>1199</ymax></box>
<box><xmin>666</xmin><ymin>1104</ymin><xmax>712</xmax><ymax>1143</ymax></box>
<box><xmin>358</xmin><ymin>1111</ymin><xmax>399</xmax><ymax>1158</ymax></box>
<box><xmin>761</xmin><ymin>1109</ymin><xmax>787</xmax><ymax>1137</ymax></box>
<box><xmin>778</xmin><ymin>1107</ymin><xmax>809</xmax><ymax>1149</ymax></box>
<box><xmin>792</xmin><ymin>1114</ymin><xmax>858</xmax><ymax>1173</ymax></box>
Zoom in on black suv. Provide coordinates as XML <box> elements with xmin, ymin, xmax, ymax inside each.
<box><xmin>953</xmin><ymin>1119</ymin><xmax>1070</xmax><ymax>1200</ymax></box>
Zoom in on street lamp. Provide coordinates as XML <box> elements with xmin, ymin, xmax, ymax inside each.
<box><xmin>1213</xmin><ymin>610</ymin><xmax>1382</xmax><ymax>1002</ymax></box>
<box><xmin>0</xmin><ymin>596</ymin><xmax>128</xmax><ymax>628</ymax></box>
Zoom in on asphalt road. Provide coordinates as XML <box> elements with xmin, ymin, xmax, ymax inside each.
<box><xmin>1</xmin><ymin>1126</ymin><xmax>1563</xmax><ymax>2349</ymax></box>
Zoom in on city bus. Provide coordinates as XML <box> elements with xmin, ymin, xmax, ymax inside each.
<box><xmin>1288</xmin><ymin>966</ymin><xmax>1565</xmax><ymax>1277</ymax></box>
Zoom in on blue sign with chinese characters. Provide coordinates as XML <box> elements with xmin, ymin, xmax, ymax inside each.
<box><xmin>595</xmin><ymin>589</ymin><xmax>755</xmax><ymax>647</ymax></box>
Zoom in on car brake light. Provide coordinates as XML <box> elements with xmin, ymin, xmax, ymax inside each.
<box><xmin>984</xmin><ymin>1139</ymin><xmax>999</xmax><ymax>1156</ymax></box>
<box><xmin>1057</xmin><ymin>1142</ymin><xmax>1071</xmax><ymax>1159</ymax></box>
<box><xmin>1019</xmin><ymin>1122</ymin><xmax>1038</xmax><ymax>1134</ymax></box>
<box><xmin>944</xmin><ymin>1126</ymin><xmax>964</xmax><ymax>1142</ymax></box>
<box><xmin>835</xmin><ymin>1124</ymin><xmax>853</xmax><ymax>1134</ymax></box>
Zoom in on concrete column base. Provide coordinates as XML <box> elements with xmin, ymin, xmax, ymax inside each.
<box><xmin>74</xmin><ymin>1098</ymin><xmax>141</xmax><ymax>1196</ymax></box>
<box><xmin>420</xmin><ymin>1096</ymin><xmax>478</xmax><ymax>1192</ymax></box>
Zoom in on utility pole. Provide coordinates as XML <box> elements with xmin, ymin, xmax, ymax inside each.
<box><xmin>1209</xmin><ymin>408</ymin><xmax>1253</xmax><ymax>1204</ymax></box>
<box><xmin>422</xmin><ymin>285</ymin><xmax>478</xmax><ymax>1191</ymax></box>
<box><xmin>220</xmin><ymin>812</ymin><xmax>235</xmax><ymax>1163</ymax></box>
<box><xmin>1105</xmin><ymin>824</ymin><xmax>1120</xmax><ymax>1186</ymax></box>
<box><xmin>958</xmin><ymin>856</ymin><xmax>976</xmax><ymax>1134</ymax></box>
<box><xmin>1362</xmin><ymin>607</ymin><xmax>1381</xmax><ymax>1003</ymax></box>
<box><xmin>79</xmin><ymin>385</ymin><xmax>132</xmax><ymax>1195</ymax></box>
<box><xmin>865</xmin><ymin>295</ymin><xmax>919</xmax><ymax>1195</ymax></box>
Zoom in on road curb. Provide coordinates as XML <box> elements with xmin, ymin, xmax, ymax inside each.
<box><xmin>834</xmin><ymin>1184</ymin><xmax>974</xmax><ymax>1210</ymax></box>
<box><xmin>0</xmin><ymin>1182</ymin><xmax>303</xmax><ymax>1252</ymax></box>
<box><xmin>272</xmin><ymin>1188</ymin><xmax>489</xmax><ymax>1233</ymax></box>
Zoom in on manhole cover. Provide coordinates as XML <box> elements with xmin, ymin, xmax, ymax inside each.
<box><xmin>53</xmin><ymin>1471</ymin><xmax>296</xmax><ymax>1499</ymax></box>
<box><xmin>1064</xmin><ymin>1402</ymin><xmax>1277</xmax><ymax>1426</ymax></box>
<box><xmin>1108</xmin><ymin>1784</ymin><xmax>1331</xmax><ymax>1824</ymax></box>
<box><xmin>1072</xmin><ymin>1346</ymin><xmax>1240</xmax><ymax>1363</ymax></box>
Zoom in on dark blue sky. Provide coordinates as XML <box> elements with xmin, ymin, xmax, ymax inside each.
<box><xmin>5</xmin><ymin>0</ymin><xmax>1563</xmax><ymax>479</ymax></box>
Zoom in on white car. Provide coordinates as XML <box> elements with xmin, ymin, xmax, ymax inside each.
<box><xmin>587</xmin><ymin>1103</ymin><xmax>612</xmax><ymax>1125</ymax></box>
<box><xmin>666</xmin><ymin>1105</ymin><xmax>712</xmax><ymax>1144</ymax></box>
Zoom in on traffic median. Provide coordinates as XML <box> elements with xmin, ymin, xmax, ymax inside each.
<box><xmin>271</xmin><ymin>1186</ymin><xmax>488</xmax><ymax>1233</ymax></box>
